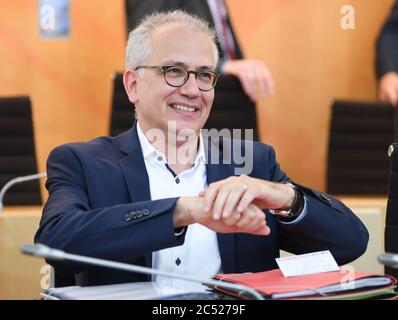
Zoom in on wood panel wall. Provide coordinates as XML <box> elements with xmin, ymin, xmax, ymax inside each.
<box><xmin>228</xmin><ymin>0</ymin><xmax>395</xmax><ymax>190</ymax></box>
<box><xmin>0</xmin><ymin>0</ymin><xmax>126</xmax><ymax>200</ymax></box>
<box><xmin>0</xmin><ymin>0</ymin><xmax>394</xmax><ymax>193</ymax></box>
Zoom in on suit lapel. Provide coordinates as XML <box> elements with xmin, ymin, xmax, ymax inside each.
<box><xmin>204</xmin><ymin>135</ymin><xmax>237</xmax><ymax>273</ymax></box>
<box><xmin>116</xmin><ymin>122</ymin><xmax>152</xmax><ymax>268</ymax></box>
<box><xmin>117</xmin><ymin>122</ymin><xmax>151</xmax><ymax>203</ymax></box>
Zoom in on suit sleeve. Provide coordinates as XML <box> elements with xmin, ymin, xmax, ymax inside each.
<box><xmin>34</xmin><ymin>145</ymin><xmax>185</xmax><ymax>273</ymax></box>
<box><xmin>266</xmin><ymin>146</ymin><xmax>369</xmax><ymax>265</ymax></box>
<box><xmin>376</xmin><ymin>1</ymin><xmax>398</xmax><ymax>78</ymax></box>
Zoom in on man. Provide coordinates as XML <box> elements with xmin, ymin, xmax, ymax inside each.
<box><xmin>35</xmin><ymin>10</ymin><xmax>368</xmax><ymax>289</ymax></box>
<box><xmin>376</xmin><ymin>1</ymin><xmax>398</xmax><ymax>107</ymax></box>
<box><xmin>125</xmin><ymin>0</ymin><xmax>274</xmax><ymax>103</ymax></box>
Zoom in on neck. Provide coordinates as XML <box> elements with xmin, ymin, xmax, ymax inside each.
<box><xmin>141</xmin><ymin>126</ymin><xmax>201</xmax><ymax>174</ymax></box>
<box><xmin>167</xmin><ymin>133</ymin><xmax>200</xmax><ymax>174</ymax></box>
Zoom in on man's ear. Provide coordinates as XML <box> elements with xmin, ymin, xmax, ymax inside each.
<box><xmin>123</xmin><ymin>69</ymin><xmax>139</xmax><ymax>104</ymax></box>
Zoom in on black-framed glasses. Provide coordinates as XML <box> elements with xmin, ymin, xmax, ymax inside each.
<box><xmin>134</xmin><ymin>65</ymin><xmax>219</xmax><ymax>91</ymax></box>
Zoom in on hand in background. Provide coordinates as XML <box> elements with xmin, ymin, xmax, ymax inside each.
<box><xmin>378</xmin><ymin>71</ymin><xmax>398</xmax><ymax>107</ymax></box>
<box><xmin>222</xmin><ymin>59</ymin><xmax>274</xmax><ymax>103</ymax></box>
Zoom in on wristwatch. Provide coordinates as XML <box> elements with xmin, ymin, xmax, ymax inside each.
<box><xmin>268</xmin><ymin>183</ymin><xmax>305</xmax><ymax>220</ymax></box>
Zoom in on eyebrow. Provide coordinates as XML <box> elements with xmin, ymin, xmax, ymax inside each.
<box><xmin>162</xmin><ymin>60</ymin><xmax>215</xmax><ymax>71</ymax></box>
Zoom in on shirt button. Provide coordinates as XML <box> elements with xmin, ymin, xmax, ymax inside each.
<box><xmin>175</xmin><ymin>258</ymin><xmax>181</xmax><ymax>266</ymax></box>
<box><xmin>157</xmin><ymin>156</ymin><xmax>163</xmax><ymax>162</ymax></box>
<box><xmin>175</xmin><ymin>177</ymin><xmax>180</xmax><ymax>184</ymax></box>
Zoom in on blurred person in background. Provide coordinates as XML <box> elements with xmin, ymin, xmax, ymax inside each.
<box><xmin>126</xmin><ymin>0</ymin><xmax>274</xmax><ymax>103</ymax></box>
<box><xmin>376</xmin><ymin>1</ymin><xmax>398</xmax><ymax>107</ymax></box>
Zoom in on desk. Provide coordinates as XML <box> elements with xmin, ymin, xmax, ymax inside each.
<box><xmin>0</xmin><ymin>198</ymin><xmax>389</xmax><ymax>299</ymax></box>
<box><xmin>0</xmin><ymin>206</ymin><xmax>46</xmax><ymax>299</ymax></box>
<box><xmin>338</xmin><ymin>197</ymin><xmax>387</xmax><ymax>274</ymax></box>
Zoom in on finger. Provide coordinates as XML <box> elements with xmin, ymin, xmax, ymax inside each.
<box><xmin>223</xmin><ymin>211</ymin><xmax>242</xmax><ymax>226</ymax></box>
<box><xmin>212</xmin><ymin>187</ymin><xmax>231</xmax><ymax>220</ymax></box>
<box><xmin>250</xmin><ymin>224</ymin><xmax>271</xmax><ymax>236</ymax></box>
<box><xmin>237</xmin><ymin>206</ymin><xmax>266</xmax><ymax>230</ymax></box>
<box><xmin>244</xmin><ymin>214</ymin><xmax>266</xmax><ymax>232</ymax></box>
<box><xmin>236</xmin><ymin>189</ymin><xmax>257</xmax><ymax>213</ymax></box>
<box><xmin>234</xmin><ymin>209</ymin><xmax>255</xmax><ymax>229</ymax></box>
<box><xmin>222</xmin><ymin>184</ymin><xmax>248</xmax><ymax>218</ymax></box>
<box><xmin>380</xmin><ymin>85</ymin><xmax>398</xmax><ymax>106</ymax></box>
<box><xmin>266</xmin><ymin>72</ymin><xmax>274</xmax><ymax>96</ymax></box>
<box><xmin>247</xmin><ymin>216</ymin><xmax>270</xmax><ymax>235</ymax></box>
<box><xmin>385</xmin><ymin>89</ymin><xmax>398</xmax><ymax>107</ymax></box>
<box><xmin>379</xmin><ymin>88</ymin><xmax>387</xmax><ymax>102</ymax></box>
<box><xmin>390</xmin><ymin>88</ymin><xmax>398</xmax><ymax>107</ymax></box>
<box><xmin>253</xmin><ymin>67</ymin><xmax>270</xmax><ymax>100</ymax></box>
<box><xmin>258</xmin><ymin>63</ymin><xmax>274</xmax><ymax>95</ymax></box>
<box><xmin>238</xmin><ymin>71</ymin><xmax>257</xmax><ymax>102</ymax></box>
<box><xmin>198</xmin><ymin>190</ymin><xmax>206</xmax><ymax>197</ymax></box>
<box><xmin>203</xmin><ymin>180</ymin><xmax>225</xmax><ymax>212</ymax></box>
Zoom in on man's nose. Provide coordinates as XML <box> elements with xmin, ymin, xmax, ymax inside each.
<box><xmin>179</xmin><ymin>73</ymin><xmax>201</xmax><ymax>97</ymax></box>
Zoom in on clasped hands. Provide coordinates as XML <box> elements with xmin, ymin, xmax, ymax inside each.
<box><xmin>173</xmin><ymin>175</ymin><xmax>296</xmax><ymax>236</ymax></box>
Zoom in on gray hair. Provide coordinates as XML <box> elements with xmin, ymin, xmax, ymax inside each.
<box><xmin>125</xmin><ymin>10</ymin><xmax>219</xmax><ymax>69</ymax></box>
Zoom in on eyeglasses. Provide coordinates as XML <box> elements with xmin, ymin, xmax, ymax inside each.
<box><xmin>134</xmin><ymin>65</ymin><xmax>219</xmax><ymax>91</ymax></box>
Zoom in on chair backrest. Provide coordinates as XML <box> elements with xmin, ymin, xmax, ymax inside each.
<box><xmin>109</xmin><ymin>74</ymin><xmax>134</xmax><ymax>137</ymax></box>
<box><xmin>385</xmin><ymin>143</ymin><xmax>398</xmax><ymax>278</ymax></box>
<box><xmin>327</xmin><ymin>100</ymin><xmax>394</xmax><ymax>195</ymax></box>
<box><xmin>109</xmin><ymin>73</ymin><xmax>258</xmax><ymax>140</ymax></box>
<box><xmin>0</xmin><ymin>96</ymin><xmax>42</xmax><ymax>205</ymax></box>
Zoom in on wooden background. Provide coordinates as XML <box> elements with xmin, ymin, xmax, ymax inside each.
<box><xmin>0</xmin><ymin>0</ymin><xmax>394</xmax><ymax>194</ymax></box>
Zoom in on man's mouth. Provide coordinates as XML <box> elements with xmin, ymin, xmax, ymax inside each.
<box><xmin>169</xmin><ymin>104</ymin><xmax>197</xmax><ymax>113</ymax></box>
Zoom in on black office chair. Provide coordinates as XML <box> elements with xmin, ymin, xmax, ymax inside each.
<box><xmin>109</xmin><ymin>73</ymin><xmax>258</xmax><ymax>140</ymax></box>
<box><xmin>109</xmin><ymin>74</ymin><xmax>134</xmax><ymax>137</ymax></box>
<box><xmin>326</xmin><ymin>100</ymin><xmax>394</xmax><ymax>195</ymax></box>
<box><xmin>0</xmin><ymin>96</ymin><xmax>42</xmax><ymax>205</ymax></box>
<box><xmin>385</xmin><ymin>143</ymin><xmax>398</xmax><ymax>279</ymax></box>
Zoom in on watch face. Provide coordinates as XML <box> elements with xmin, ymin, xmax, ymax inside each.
<box><xmin>269</xmin><ymin>208</ymin><xmax>297</xmax><ymax>220</ymax></box>
<box><xmin>268</xmin><ymin>209</ymin><xmax>292</xmax><ymax>217</ymax></box>
<box><xmin>269</xmin><ymin>187</ymin><xmax>304</xmax><ymax>221</ymax></box>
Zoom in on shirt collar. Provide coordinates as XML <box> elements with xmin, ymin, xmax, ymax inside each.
<box><xmin>136</xmin><ymin>121</ymin><xmax>206</xmax><ymax>165</ymax></box>
<box><xmin>136</xmin><ymin>122</ymin><xmax>161</xmax><ymax>160</ymax></box>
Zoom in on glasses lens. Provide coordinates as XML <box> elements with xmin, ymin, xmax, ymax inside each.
<box><xmin>197</xmin><ymin>71</ymin><xmax>217</xmax><ymax>91</ymax></box>
<box><xmin>165</xmin><ymin>67</ymin><xmax>187</xmax><ymax>87</ymax></box>
<box><xmin>164</xmin><ymin>66</ymin><xmax>217</xmax><ymax>91</ymax></box>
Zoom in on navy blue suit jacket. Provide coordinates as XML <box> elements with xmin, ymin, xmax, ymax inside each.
<box><xmin>35</xmin><ymin>124</ymin><xmax>368</xmax><ymax>286</ymax></box>
<box><xmin>376</xmin><ymin>1</ymin><xmax>398</xmax><ymax>78</ymax></box>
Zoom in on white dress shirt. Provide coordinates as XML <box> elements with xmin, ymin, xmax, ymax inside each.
<box><xmin>136</xmin><ymin>122</ymin><xmax>221</xmax><ymax>291</ymax></box>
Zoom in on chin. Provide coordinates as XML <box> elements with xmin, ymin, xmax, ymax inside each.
<box><xmin>173</xmin><ymin>122</ymin><xmax>202</xmax><ymax>137</ymax></box>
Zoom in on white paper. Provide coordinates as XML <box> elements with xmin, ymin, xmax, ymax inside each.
<box><xmin>276</xmin><ymin>250</ymin><xmax>340</xmax><ymax>277</ymax></box>
<box><xmin>44</xmin><ymin>282</ymin><xmax>201</xmax><ymax>300</ymax></box>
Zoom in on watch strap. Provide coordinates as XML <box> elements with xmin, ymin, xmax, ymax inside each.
<box><xmin>269</xmin><ymin>184</ymin><xmax>305</xmax><ymax>221</ymax></box>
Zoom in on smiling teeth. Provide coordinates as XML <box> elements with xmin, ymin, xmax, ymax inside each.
<box><xmin>172</xmin><ymin>104</ymin><xmax>196</xmax><ymax>112</ymax></box>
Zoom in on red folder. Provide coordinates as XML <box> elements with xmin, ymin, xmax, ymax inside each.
<box><xmin>211</xmin><ymin>269</ymin><xmax>397</xmax><ymax>299</ymax></box>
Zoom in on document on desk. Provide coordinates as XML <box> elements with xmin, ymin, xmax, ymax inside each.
<box><xmin>44</xmin><ymin>282</ymin><xmax>198</xmax><ymax>300</ymax></box>
<box><xmin>276</xmin><ymin>250</ymin><xmax>340</xmax><ymax>277</ymax></box>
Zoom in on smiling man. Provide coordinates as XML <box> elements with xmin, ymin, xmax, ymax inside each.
<box><xmin>35</xmin><ymin>10</ymin><xmax>369</xmax><ymax>290</ymax></box>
